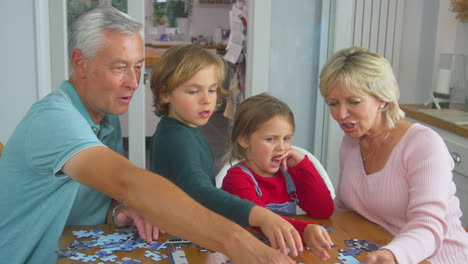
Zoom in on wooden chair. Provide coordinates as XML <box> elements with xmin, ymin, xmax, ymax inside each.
<box><xmin>0</xmin><ymin>142</ymin><xmax>4</xmax><ymax>157</ymax></box>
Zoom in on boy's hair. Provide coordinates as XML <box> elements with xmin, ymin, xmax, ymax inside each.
<box><xmin>68</xmin><ymin>7</ymin><xmax>142</xmax><ymax>75</ymax></box>
<box><xmin>150</xmin><ymin>44</ymin><xmax>228</xmax><ymax>116</ymax></box>
<box><xmin>225</xmin><ymin>93</ymin><xmax>295</xmax><ymax>165</ymax></box>
<box><xmin>319</xmin><ymin>46</ymin><xmax>404</xmax><ymax>129</ymax></box>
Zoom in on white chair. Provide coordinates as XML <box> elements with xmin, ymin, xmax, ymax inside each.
<box><xmin>215</xmin><ymin>145</ymin><xmax>336</xmax><ymax>199</ymax></box>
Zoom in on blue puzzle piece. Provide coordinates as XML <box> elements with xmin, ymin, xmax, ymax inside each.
<box><xmin>149</xmin><ymin>242</ymin><xmax>167</xmax><ymax>250</ymax></box>
<box><xmin>339</xmin><ymin>248</ymin><xmax>363</xmax><ymax>257</ymax></box>
<box><xmin>69</xmin><ymin>252</ymin><xmax>96</xmax><ymax>262</ymax></box>
<box><xmin>145</xmin><ymin>250</ymin><xmax>162</xmax><ymax>261</ymax></box>
<box><xmin>99</xmin><ymin>254</ymin><xmax>118</xmax><ymax>262</ymax></box>
<box><xmin>337</xmin><ymin>253</ymin><xmax>362</xmax><ymax>264</ymax></box>
<box><xmin>116</xmin><ymin>257</ymin><xmax>142</xmax><ymax>264</ymax></box>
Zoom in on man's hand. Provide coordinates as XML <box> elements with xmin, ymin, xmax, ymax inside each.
<box><xmin>362</xmin><ymin>249</ymin><xmax>397</xmax><ymax>264</ymax></box>
<box><xmin>113</xmin><ymin>204</ymin><xmax>165</xmax><ymax>243</ymax></box>
<box><xmin>303</xmin><ymin>224</ymin><xmax>333</xmax><ymax>261</ymax></box>
<box><xmin>227</xmin><ymin>232</ymin><xmax>296</xmax><ymax>264</ymax></box>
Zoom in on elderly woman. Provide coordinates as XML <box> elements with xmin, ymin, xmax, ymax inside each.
<box><xmin>319</xmin><ymin>46</ymin><xmax>468</xmax><ymax>264</ymax></box>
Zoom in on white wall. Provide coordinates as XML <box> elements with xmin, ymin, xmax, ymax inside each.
<box><xmin>268</xmin><ymin>1</ymin><xmax>322</xmax><ymax>152</ymax></box>
<box><xmin>395</xmin><ymin>0</ymin><xmax>438</xmax><ymax>104</ymax></box>
<box><xmin>398</xmin><ymin>0</ymin><xmax>467</xmax><ymax>105</ymax></box>
<box><xmin>190</xmin><ymin>0</ymin><xmax>230</xmax><ymax>40</ymax></box>
<box><xmin>432</xmin><ymin>0</ymin><xmax>467</xmax><ymax>105</ymax></box>
<box><xmin>0</xmin><ymin>1</ymin><xmax>38</xmax><ymax>144</ymax></box>
<box><xmin>326</xmin><ymin>0</ymin><xmax>466</xmax><ymax>186</ymax></box>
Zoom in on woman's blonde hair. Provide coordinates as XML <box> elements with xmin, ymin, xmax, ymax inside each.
<box><xmin>319</xmin><ymin>46</ymin><xmax>405</xmax><ymax>129</ymax></box>
<box><xmin>224</xmin><ymin>93</ymin><xmax>295</xmax><ymax>165</ymax></box>
<box><xmin>150</xmin><ymin>44</ymin><xmax>228</xmax><ymax>116</ymax></box>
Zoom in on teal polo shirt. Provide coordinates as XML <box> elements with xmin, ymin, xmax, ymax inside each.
<box><xmin>0</xmin><ymin>81</ymin><xmax>123</xmax><ymax>263</ymax></box>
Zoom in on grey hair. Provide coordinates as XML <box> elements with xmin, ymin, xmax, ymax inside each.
<box><xmin>68</xmin><ymin>7</ymin><xmax>142</xmax><ymax>75</ymax></box>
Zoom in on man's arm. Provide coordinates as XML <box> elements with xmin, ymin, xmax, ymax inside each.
<box><xmin>62</xmin><ymin>146</ymin><xmax>294</xmax><ymax>264</ymax></box>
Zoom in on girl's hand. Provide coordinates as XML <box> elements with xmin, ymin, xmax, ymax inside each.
<box><xmin>250</xmin><ymin>207</ymin><xmax>303</xmax><ymax>257</ymax></box>
<box><xmin>280</xmin><ymin>148</ymin><xmax>306</xmax><ymax>171</ymax></box>
<box><xmin>303</xmin><ymin>224</ymin><xmax>333</xmax><ymax>261</ymax></box>
<box><xmin>362</xmin><ymin>249</ymin><xmax>397</xmax><ymax>264</ymax></box>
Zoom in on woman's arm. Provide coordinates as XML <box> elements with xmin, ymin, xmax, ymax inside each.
<box><xmin>381</xmin><ymin>128</ymin><xmax>455</xmax><ymax>264</ymax></box>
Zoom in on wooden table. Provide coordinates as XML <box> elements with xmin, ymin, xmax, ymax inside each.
<box><xmin>58</xmin><ymin>211</ymin><xmax>428</xmax><ymax>263</ymax></box>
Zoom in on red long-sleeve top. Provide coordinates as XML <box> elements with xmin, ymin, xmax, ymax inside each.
<box><xmin>221</xmin><ymin>156</ymin><xmax>334</xmax><ymax>240</ymax></box>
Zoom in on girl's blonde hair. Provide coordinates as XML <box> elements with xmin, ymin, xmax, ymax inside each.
<box><xmin>319</xmin><ymin>46</ymin><xmax>405</xmax><ymax>128</ymax></box>
<box><xmin>150</xmin><ymin>44</ymin><xmax>228</xmax><ymax>116</ymax></box>
<box><xmin>224</xmin><ymin>93</ymin><xmax>295</xmax><ymax>165</ymax></box>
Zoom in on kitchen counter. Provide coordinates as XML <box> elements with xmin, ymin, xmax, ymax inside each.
<box><xmin>401</xmin><ymin>104</ymin><xmax>468</xmax><ymax>138</ymax></box>
<box><xmin>146</xmin><ymin>42</ymin><xmax>226</xmax><ymax>50</ymax></box>
<box><xmin>144</xmin><ymin>43</ymin><xmax>227</xmax><ymax>68</ymax></box>
<box><xmin>145</xmin><ymin>47</ymin><xmax>165</xmax><ymax>68</ymax></box>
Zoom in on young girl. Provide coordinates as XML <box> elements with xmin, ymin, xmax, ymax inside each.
<box><xmin>149</xmin><ymin>44</ymin><xmax>307</xmax><ymax>258</ymax></box>
<box><xmin>221</xmin><ymin>93</ymin><xmax>335</xmax><ymax>259</ymax></box>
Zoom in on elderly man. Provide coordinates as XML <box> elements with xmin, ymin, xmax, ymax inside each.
<box><xmin>0</xmin><ymin>7</ymin><xmax>295</xmax><ymax>264</ymax></box>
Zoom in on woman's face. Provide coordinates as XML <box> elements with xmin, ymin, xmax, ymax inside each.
<box><xmin>326</xmin><ymin>83</ymin><xmax>385</xmax><ymax>139</ymax></box>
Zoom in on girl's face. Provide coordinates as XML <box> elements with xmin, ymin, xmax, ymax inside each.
<box><xmin>161</xmin><ymin>65</ymin><xmax>218</xmax><ymax>127</ymax></box>
<box><xmin>238</xmin><ymin>115</ymin><xmax>294</xmax><ymax>177</ymax></box>
<box><xmin>326</xmin><ymin>83</ymin><xmax>385</xmax><ymax>139</ymax></box>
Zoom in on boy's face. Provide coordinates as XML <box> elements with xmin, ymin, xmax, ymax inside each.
<box><xmin>161</xmin><ymin>65</ymin><xmax>218</xmax><ymax>127</ymax></box>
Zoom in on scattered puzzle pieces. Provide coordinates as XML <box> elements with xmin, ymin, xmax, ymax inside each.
<box><xmin>116</xmin><ymin>257</ymin><xmax>142</xmax><ymax>264</ymax></box>
<box><xmin>72</xmin><ymin>229</ymin><xmax>104</xmax><ymax>238</ymax></box>
<box><xmin>144</xmin><ymin>250</ymin><xmax>163</xmax><ymax>262</ymax></box>
<box><xmin>58</xmin><ymin>226</ymin><xmax>216</xmax><ymax>263</ymax></box>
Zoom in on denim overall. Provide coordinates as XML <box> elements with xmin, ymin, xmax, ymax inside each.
<box><xmin>235</xmin><ymin>164</ymin><xmax>299</xmax><ymax>216</ymax></box>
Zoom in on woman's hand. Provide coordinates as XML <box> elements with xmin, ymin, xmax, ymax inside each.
<box><xmin>113</xmin><ymin>204</ymin><xmax>165</xmax><ymax>243</ymax></box>
<box><xmin>303</xmin><ymin>224</ymin><xmax>333</xmax><ymax>261</ymax></box>
<box><xmin>280</xmin><ymin>148</ymin><xmax>306</xmax><ymax>171</ymax></box>
<box><xmin>362</xmin><ymin>249</ymin><xmax>397</xmax><ymax>264</ymax></box>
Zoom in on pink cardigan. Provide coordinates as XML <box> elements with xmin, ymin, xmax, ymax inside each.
<box><xmin>335</xmin><ymin>123</ymin><xmax>468</xmax><ymax>264</ymax></box>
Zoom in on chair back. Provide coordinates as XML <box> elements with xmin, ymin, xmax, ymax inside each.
<box><xmin>215</xmin><ymin>145</ymin><xmax>336</xmax><ymax>199</ymax></box>
<box><xmin>216</xmin><ymin>160</ymin><xmax>239</xmax><ymax>188</ymax></box>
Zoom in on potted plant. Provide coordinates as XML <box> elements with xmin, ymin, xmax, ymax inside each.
<box><xmin>166</xmin><ymin>0</ymin><xmax>192</xmax><ymax>28</ymax></box>
<box><xmin>152</xmin><ymin>1</ymin><xmax>167</xmax><ymax>37</ymax></box>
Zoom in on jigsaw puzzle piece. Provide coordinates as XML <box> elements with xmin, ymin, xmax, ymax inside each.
<box><xmin>337</xmin><ymin>253</ymin><xmax>362</xmax><ymax>264</ymax></box>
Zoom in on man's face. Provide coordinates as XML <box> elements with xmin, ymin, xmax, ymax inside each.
<box><xmin>80</xmin><ymin>30</ymin><xmax>144</xmax><ymax>124</ymax></box>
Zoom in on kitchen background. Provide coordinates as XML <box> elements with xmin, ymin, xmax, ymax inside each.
<box><xmin>1</xmin><ymin>0</ymin><xmax>467</xmax><ymax>226</ymax></box>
